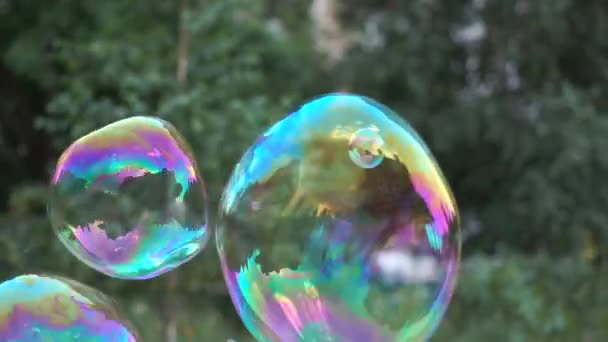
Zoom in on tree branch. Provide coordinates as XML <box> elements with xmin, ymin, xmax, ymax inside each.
<box><xmin>176</xmin><ymin>0</ymin><xmax>190</xmax><ymax>85</ymax></box>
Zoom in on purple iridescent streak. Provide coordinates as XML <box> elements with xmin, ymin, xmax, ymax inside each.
<box><xmin>52</xmin><ymin>117</ymin><xmax>198</xmax><ymax>200</ymax></box>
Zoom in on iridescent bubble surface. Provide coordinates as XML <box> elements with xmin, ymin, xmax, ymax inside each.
<box><xmin>0</xmin><ymin>274</ymin><xmax>138</xmax><ymax>341</ymax></box>
<box><xmin>217</xmin><ymin>94</ymin><xmax>461</xmax><ymax>341</ymax></box>
<box><xmin>348</xmin><ymin>127</ymin><xmax>385</xmax><ymax>169</ymax></box>
<box><xmin>49</xmin><ymin>116</ymin><xmax>208</xmax><ymax>280</ymax></box>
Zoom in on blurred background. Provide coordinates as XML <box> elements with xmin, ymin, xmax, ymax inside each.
<box><xmin>1</xmin><ymin>0</ymin><xmax>607</xmax><ymax>341</ymax></box>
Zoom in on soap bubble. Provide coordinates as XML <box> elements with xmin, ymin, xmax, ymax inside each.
<box><xmin>0</xmin><ymin>274</ymin><xmax>138</xmax><ymax>341</ymax></box>
<box><xmin>49</xmin><ymin>116</ymin><xmax>208</xmax><ymax>280</ymax></box>
<box><xmin>348</xmin><ymin>127</ymin><xmax>384</xmax><ymax>169</ymax></box>
<box><xmin>217</xmin><ymin>94</ymin><xmax>460</xmax><ymax>341</ymax></box>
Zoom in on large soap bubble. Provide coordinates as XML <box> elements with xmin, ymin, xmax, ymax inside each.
<box><xmin>0</xmin><ymin>274</ymin><xmax>138</xmax><ymax>341</ymax></box>
<box><xmin>217</xmin><ymin>94</ymin><xmax>461</xmax><ymax>341</ymax></box>
<box><xmin>49</xmin><ymin>116</ymin><xmax>208</xmax><ymax>280</ymax></box>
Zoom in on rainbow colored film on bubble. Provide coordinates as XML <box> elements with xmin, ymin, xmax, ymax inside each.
<box><xmin>52</xmin><ymin>117</ymin><xmax>198</xmax><ymax>201</ymax></box>
<box><xmin>0</xmin><ymin>275</ymin><xmax>137</xmax><ymax>341</ymax></box>
<box><xmin>218</xmin><ymin>94</ymin><xmax>460</xmax><ymax>341</ymax></box>
<box><xmin>49</xmin><ymin>116</ymin><xmax>208</xmax><ymax>280</ymax></box>
<box><xmin>64</xmin><ymin>221</ymin><xmax>205</xmax><ymax>279</ymax></box>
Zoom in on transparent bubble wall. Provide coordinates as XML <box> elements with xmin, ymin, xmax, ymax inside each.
<box><xmin>0</xmin><ymin>274</ymin><xmax>138</xmax><ymax>341</ymax></box>
<box><xmin>48</xmin><ymin>116</ymin><xmax>209</xmax><ymax>280</ymax></box>
<box><xmin>217</xmin><ymin>94</ymin><xmax>461</xmax><ymax>341</ymax></box>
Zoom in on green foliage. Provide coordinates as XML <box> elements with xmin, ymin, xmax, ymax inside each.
<box><xmin>1</xmin><ymin>0</ymin><xmax>607</xmax><ymax>340</ymax></box>
<box><xmin>436</xmin><ymin>255</ymin><xmax>607</xmax><ymax>341</ymax></box>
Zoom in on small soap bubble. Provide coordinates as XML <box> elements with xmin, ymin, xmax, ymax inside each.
<box><xmin>49</xmin><ymin>116</ymin><xmax>209</xmax><ymax>280</ymax></box>
<box><xmin>348</xmin><ymin>127</ymin><xmax>384</xmax><ymax>168</ymax></box>
<box><xmin>0</xmin><ymin>274</ymin><xmax>138</xmax><ymax>341</ymax></box>
<box><xmin>217</xmin><ymin>94</ymin><xmax>461</xmax><ymax>341</ymax></box>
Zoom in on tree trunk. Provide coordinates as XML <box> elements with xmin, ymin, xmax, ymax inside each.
<box><xmin>163</xmin><ymin>1</ymin><xmax>190</xmax><ymax>342</ymax></box>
